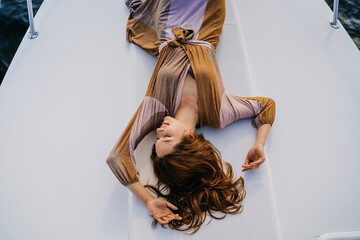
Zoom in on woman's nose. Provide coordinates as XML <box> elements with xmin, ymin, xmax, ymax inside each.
<box><xmin>156</xmin><ymin>128</ymin><xmax>163</xmax><ymax>134</ymax></box>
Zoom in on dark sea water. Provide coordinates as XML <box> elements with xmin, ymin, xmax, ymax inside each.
<box><xmin>325</xmin><ymin>0</ymin><xmax>360</xmax><ymax>48</ymax></box>
<box><xmin>0</xmin><ymin>0</ymin><xmax>43</xmax><ymax>85</ymax></box>
<box><xmin>0</xmin><ymin>0</ymin><xmax>359</xmax><ymax>86</ymax></box>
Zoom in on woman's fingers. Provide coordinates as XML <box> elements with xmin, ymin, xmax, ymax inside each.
<box><xmin>250</xmin><ymin>158</ymin><xmax>265</xmax><ymax>167</ymax></box>
<box><xmin>242</xmin><ymin>162</ymin><xmax>251</xmax><ymax>171</ymax></box>
<box><xmin>162</xmin><ymin>215</ymin><xmax>175</xmax><ymax>222</ymax></box>
<box><xmin>165</xmin><ymin>201</ymin><xmax>178</xmax><ymax>210</ymax></box>
<box><xmin>157</xmin><ymin>214</ymin><xmax>182</xmax><ymax>224</ymax></box>
<box><xmin>156</xmin><ymin>218</ymin><xmax>168</xmax><ymax>224</ymax></box>
<box><xmin>242</xmin><ymin>156</ymin><xmax>251</xmax><ymax>169</ymax></box>
<box><xmin>242</xmin><ymin>159</ymin><xmax>265</xmax><ymax>172</ymax></box>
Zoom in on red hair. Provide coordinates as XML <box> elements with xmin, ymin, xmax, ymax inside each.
<box><xmin>145</xmin><ymin>133</ymin><xmax>246</xmax><ymax>234</ymax></box>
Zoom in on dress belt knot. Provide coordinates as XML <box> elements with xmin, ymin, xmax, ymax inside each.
<box><xmin>158</xmin><ymin>26</ymin><xmax>214</xmax><ymax>53</ymax></box>
<box><xmin>166</xmin><ymin>26</ymin><xmax>193</xmax><ymax>47</ymax></box>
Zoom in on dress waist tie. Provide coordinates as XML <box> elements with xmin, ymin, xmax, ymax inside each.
<box><xmin>159</xmin><ymin>26</ymin><xmax>215</xmax><ymax>53</ymax></box>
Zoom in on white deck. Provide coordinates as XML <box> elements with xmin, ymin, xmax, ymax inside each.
<box><xmin>1</xmin><ymin>0</ymin><xmax>360</xmax><ymax>239</ymax></box>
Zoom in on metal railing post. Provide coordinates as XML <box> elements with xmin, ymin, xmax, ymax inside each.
<box><xmin>330</xmin><ymin>0</ymin><xmax>340</xmax><ymax>29</ymax></box>
<box><xmin>26</xmin><ymin>0</ymin><xmax>39</xmax><ymax>39</ymax></box>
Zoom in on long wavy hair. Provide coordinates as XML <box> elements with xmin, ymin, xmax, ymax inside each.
<box><xmin>145</xmin><ymin>133</ymin><xmax>246</xmax><ymax>234</ymax></box>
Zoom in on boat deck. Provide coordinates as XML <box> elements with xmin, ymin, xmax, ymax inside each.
<box><xmin>0</xmin><ymin>0</ymin><xmax>359</xmax><ymax>239</ymax></box>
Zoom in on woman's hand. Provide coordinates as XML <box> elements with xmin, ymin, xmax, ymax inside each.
<box><xmin>242</xmin><ymin>144</ymin><xmax>266</xmax><ymax>172</ymax></box>
<box><xmin>146</xmin><ymin>198</ymin><xmax>182</xmax><ymax>224</ymax></box>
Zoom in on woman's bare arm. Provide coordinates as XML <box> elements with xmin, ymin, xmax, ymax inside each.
<box><xmin>254</xmin><ymin>123</ymin><xmax>271</xmax><ymax>146</ymax></box>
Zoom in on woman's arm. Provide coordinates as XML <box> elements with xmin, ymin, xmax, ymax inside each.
<box><xmin>127</xmin><ymin>182</ymin><xmax>182</xmax><ymax>224</ymax></box>
<box><xmin>242</xmin><ymin>123</ymin><xmax>271</xmax><ymax>172</ymax></box>
<box><xmin>107</xmin><ymin>107</ymin><xmax>181</xmax><ymax>223</ymax></box>
<box><xmin>219</xmin><ymin>94</ymin><xmax>275</xmax><ymax>172</ymax></box>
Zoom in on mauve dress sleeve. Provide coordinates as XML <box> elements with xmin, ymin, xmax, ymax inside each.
<box><xmin>106</xmin><ymin>97</ymin><xmax>167</xmax><ymax>186</ymax></box>
<box><xmin>219</xmin><ymin>92</ymin><xmax>276</xmax><ymax>129</ymax></box>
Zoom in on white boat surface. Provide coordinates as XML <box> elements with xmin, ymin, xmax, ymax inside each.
<box><xmin>0</xmin><ymin>0</ymin><xmax>359</xmax><ymax>239</ymax></box>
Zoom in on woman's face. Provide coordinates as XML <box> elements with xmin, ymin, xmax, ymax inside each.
<box><xmin>155</xmin><ymin>116</ymin><xmax>188</xmax><ymax>158</ymax></box>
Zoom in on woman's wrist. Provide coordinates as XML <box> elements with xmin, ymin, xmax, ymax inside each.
<box><xmin>145</xmin><ymin>195</ymin><xmax>156</xmax><ymax>207</ymax></box>
<box><xmin>127</xmin><ymin>182</ymin><xmax>155</xmax><ymax>207</ymax></box>
<box><xmin>254</xmin><ymin>142</ymin><xmax>265</xmax><ymax>148</ymax></box>
<box><xmin>254</xmin><ymin>124</ymin><xmax>271</xmax><ymax>147</ymax></box>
